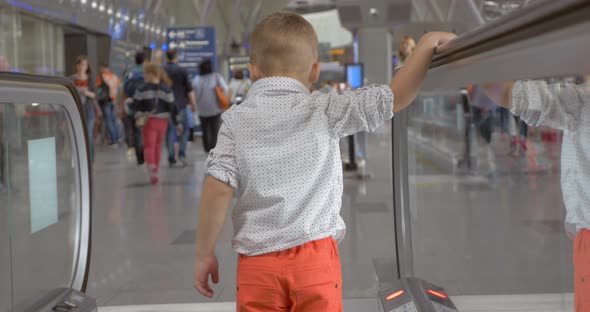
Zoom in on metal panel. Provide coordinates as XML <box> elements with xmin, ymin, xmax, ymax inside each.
<box><xmin>0</xmin><ymin>103</ymin><xmax>10</xmax><ymax>312</ymax></box>
<box><xmin>392</xmin><ymin>109</ymin><xmax>414</xmax><ymax>278</ymax></box>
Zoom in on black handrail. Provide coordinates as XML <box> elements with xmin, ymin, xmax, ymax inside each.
<box><xmin>431</xmin><ymin>0</ymin><xmax>590</xmax><ymax>68</ymax></box>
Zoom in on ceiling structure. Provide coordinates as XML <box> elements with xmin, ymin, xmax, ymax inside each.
<box><xmin>134</xmin><ymin>0</ymin><xmax>539</xmax><ymax>54</ymax></box>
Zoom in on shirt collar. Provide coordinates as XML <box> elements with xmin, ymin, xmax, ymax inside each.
<box><xmin>248</xmin><ymin>77</ymin><xmax>310</xmax><ymax>97</ymax></box>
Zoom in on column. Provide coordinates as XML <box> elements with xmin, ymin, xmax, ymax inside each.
<box><xmin>357</xmin><ymin>27</ymin><xmax>393</xmax><ymax>84</ymax></box>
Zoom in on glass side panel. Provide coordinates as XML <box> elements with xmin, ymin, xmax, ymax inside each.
<box><xmin>4</xmin><ymin>100</ymin><xmax>81</xmax><ymax>309</ymax></box>
<box><xmin>406</xmin><ymin>74</ymin><xmax>589</xmax><ymax>309</ymax></box>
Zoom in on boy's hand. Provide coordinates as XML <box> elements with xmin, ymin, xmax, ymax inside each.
<box><xmin>194</xmin><ymin>254</ymin><xmax>219</xmax><ymax>298</ymax></box>
<box><xmin>389</xmin><ymin>31</ymin><xmax>457</xmax><ymax>112</ymax></box>
<box><xmin>430</xmin><ymin>32</ymin><xmax>458</xmax><ymax>54</ymax></box>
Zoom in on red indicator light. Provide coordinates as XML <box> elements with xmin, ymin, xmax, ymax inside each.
<box><xmin>386</xmin><ymin>290</ymin><xmax>405</xmax><ymax>300</ymax></box>
<box><xmin>427</xmin><ymin>289</ymin><xmax>448</xmax><ymax>299</ymax></box>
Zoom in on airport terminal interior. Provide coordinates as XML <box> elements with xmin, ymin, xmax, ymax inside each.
<box><xmin>1</xmin><ymin>0</ymin><xmax>589</xmax><ymax>311</ymax></box>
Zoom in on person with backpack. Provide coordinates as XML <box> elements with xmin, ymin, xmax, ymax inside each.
<box><xmin>163</xmin><ymin>49</ymin><xmax>197</xmax><ymax>167</ymax></box>
<box><xmin>96</xmin><ymin>63</ymin><xmax>121</xmax><ymax>147</ymax></box>
<box><xmin>123</xmin><ymin>51</ymin><xmax>147</xmax><ymax>165</ymax></box>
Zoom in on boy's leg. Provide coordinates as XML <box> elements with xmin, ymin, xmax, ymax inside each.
<box><xmin>290</xmin><ymin>238</ymin><xmax>342</xmax><ymax>312</ymax></box>
<box><xmin>574</xmin><ymin>229</ymin><xmax>590</xmax><ymax>311</ymax></box>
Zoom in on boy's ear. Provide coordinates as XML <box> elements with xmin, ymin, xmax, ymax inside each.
<box><xmin>248</xmin><ymin>63</ymin><xmax>262</xmax><ymax>82</ymax></box>
<box><xmin>309</xmin><ymin>62</ymin><xmax>321</xmax><ymax>84</ymax></box>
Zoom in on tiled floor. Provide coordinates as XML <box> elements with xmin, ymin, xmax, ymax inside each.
<box><xmin>87</xmin><ymin>118</ymin><xmax>574</xmax><ymax>311</ymax></box>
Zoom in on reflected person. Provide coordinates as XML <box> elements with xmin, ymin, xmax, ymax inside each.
<box><xmin>484</xmin><ymin>77</ymin><xmax>590</xmax><ymax>311</ymax></box>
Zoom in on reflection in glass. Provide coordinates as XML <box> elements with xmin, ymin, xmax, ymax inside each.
<box><xmin>406</xmin><ymin>74</ymin><xmax>588</xmax><ymax>308</ymax></box>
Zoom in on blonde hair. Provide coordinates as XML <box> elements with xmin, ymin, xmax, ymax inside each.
<box><xmin>399</xmin><ymin>36</ymin><xmax>416</xmax><ymax>62</ymax></box>
<box><xmin>250</xmin><ymin>12</ymin><xmax>318</xmax><ymax>76</ymax></box>
<box><xmin>144</xmin><ymin>63</ymin><xmax>172</xmax><ymax>87</ymax></box>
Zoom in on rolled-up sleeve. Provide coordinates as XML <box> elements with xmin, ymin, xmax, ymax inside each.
<box><xmin>206</xmin><ymin>118</ymin><xmax>239</xmax><ymax>189</ymax></box>
<box><xmin>512</xmin><ymin>80</ymin><xmax>586</xmax><ymax>132</ymax></box>
<box><xmin>323</xmin><ymin>85</ymin><xmax>394</xmax><ymax>138</ymax></box>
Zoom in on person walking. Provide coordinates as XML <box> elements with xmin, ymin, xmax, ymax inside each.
<box><xmin>96</xmin><ymin>63</ymin><xmax>121</xmax><ymax>146</ymax></box>
<box><xmin>191</xmin><ymin>59</ymin><xmax>228</xmax><ymax>153</ymax></box>
<box><xmin>123</xmin><ymin>51</ymin><xmax>148</xmax><ymax>165</ymax></box>
<box><xmin>70</xmin><ymin>55</ymin><xmax>101</xmax><ymax>162</ymax></box>
<box><xmin>131</xmin><ymin>64</ymin><xmax>180</xmax><ymax>185</ymax></box>
<box><xmin>163</xmin><ymin>49</ymin><xmax>197</xmax><ymax>166</ymax></box>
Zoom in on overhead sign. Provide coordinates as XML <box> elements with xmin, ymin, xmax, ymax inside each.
<box><xmin>167</xmin><ymin>27</ymin><xmax>216</xmax><ymax>78</ymax></box>
<box><xmin>228</xmin><ymin>55</ymin><xmax>250</xmax><ymax>78</ymax></box>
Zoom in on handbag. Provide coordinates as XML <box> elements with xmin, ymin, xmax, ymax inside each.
<box><xmin>214</xmin><ymin>74</ymin><xmax>230</xmax><ymax>111</ymax></box>
<box><xmin>135</xmin><ymin>112</ymin><xmax>150</xmax><ymax>128</ymax></box>
<box><xmin>135</xmin><ymin>85</ymin><xmax>158</xmax><ymax>128</ymax></box>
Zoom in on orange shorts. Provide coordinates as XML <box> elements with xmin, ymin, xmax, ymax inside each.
<box><xmin>236</xmin><ymin>237</ymin><xmax>342</xmax><ymax>312</ymax></box>
<box><xmin>575</xmin><ymin>229</ymin><xmax>590</xmax><ymax>312</ymax></box>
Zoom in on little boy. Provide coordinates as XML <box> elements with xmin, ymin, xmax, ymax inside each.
<box><xmin>193</xmin><ymin>12</ymin><xmax>454</xmax><ymax>311</ymax></box>
<box><xmin>485</xmin><ymin>78</ymin><xmax>590</xmax><ymax>311</ymax></box>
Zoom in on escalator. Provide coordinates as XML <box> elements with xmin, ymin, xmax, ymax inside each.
<box><xmin>0</xmin><ymin>74</ymin><xmax>94</xmax><ymax>311</ymax></box>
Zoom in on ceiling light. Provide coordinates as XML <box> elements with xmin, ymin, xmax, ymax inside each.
<box><xmin>124</xmin><ymin>15</ymin><xmax>130</xmax><ymax>22</ymax></box>
<box><xmin>98</xmin><ymin>3</ymin><xmax>105</xmax><ymax>11</ymax></box>
<box><xmin>116</xmin><ymin>10</ymin><xmax>121</xmax><ymax>18</ymax></box>
<box><xmin>131</xmin><ymin>18</ymin><xmax>137</xmax><ymax>25</ymax></box>
<box><xmin>107</xmin><ymin>6</ymin><xmax>113</xmax><ymax>15</ymax></box>
<box><xmin>81</xmin><ymin>0</ymin><xmax>87</xmax><ymax>4</ymax></box>
<box><xmin>91</xmin><ymin>1</ymin><xmax>97</xmax><ymax>8</ymax></box>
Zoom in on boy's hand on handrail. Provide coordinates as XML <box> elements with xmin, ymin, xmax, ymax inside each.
<box><xmin>390</xmin><ymin>32</ymin><xmax>457</xmax><ymax>113</ymax></box>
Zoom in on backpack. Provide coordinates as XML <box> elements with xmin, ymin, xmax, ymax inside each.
<box><xmin>96</xmin><ymin>75</ymin><xmax>111</xmax><ymax>105</ymax></box>
<box><xmin>124</xmin><ymin>70</ymin><xmax>144</xmax><ymax>98</ymax></box>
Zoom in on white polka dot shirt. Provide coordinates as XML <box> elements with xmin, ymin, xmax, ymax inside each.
<box><xmin>206</xmin><ymin>77</ymin><xmax>394</xmax><ymax>255</ymax></box>
<box><xmin>512</xmin><ymin>80</ymin><xmax>590</xmax><ymax>235</ymax></box>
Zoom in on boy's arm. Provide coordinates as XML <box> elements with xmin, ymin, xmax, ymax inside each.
<box><xmin>193</xmin><ymin>176</ymin><xmax>234</xmax><ymax>298</ymax></box>
<box><xmin>193</xmin><ymin>120</ymin><xmax>239</xmax><ymax>298</ymax></box>
<box><xmin>390</xmin><ymin>32</ymin><xmax>457</xmax><ymax>113</ymax></box>
<box><xmin>483</xmin><ymin>80</ymin><xmax>586</xmax><ymax>131</ymax></box>
<box><xmin>323</xmin><ymin>31</ymin><xmax>454</xmax><ymax>138</ymax></box>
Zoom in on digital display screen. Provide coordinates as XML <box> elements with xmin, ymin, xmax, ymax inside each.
<box><xmin>346</xmin><ymin>64</ymin><xmax>364</xmax><ymax>89</ymax></box>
